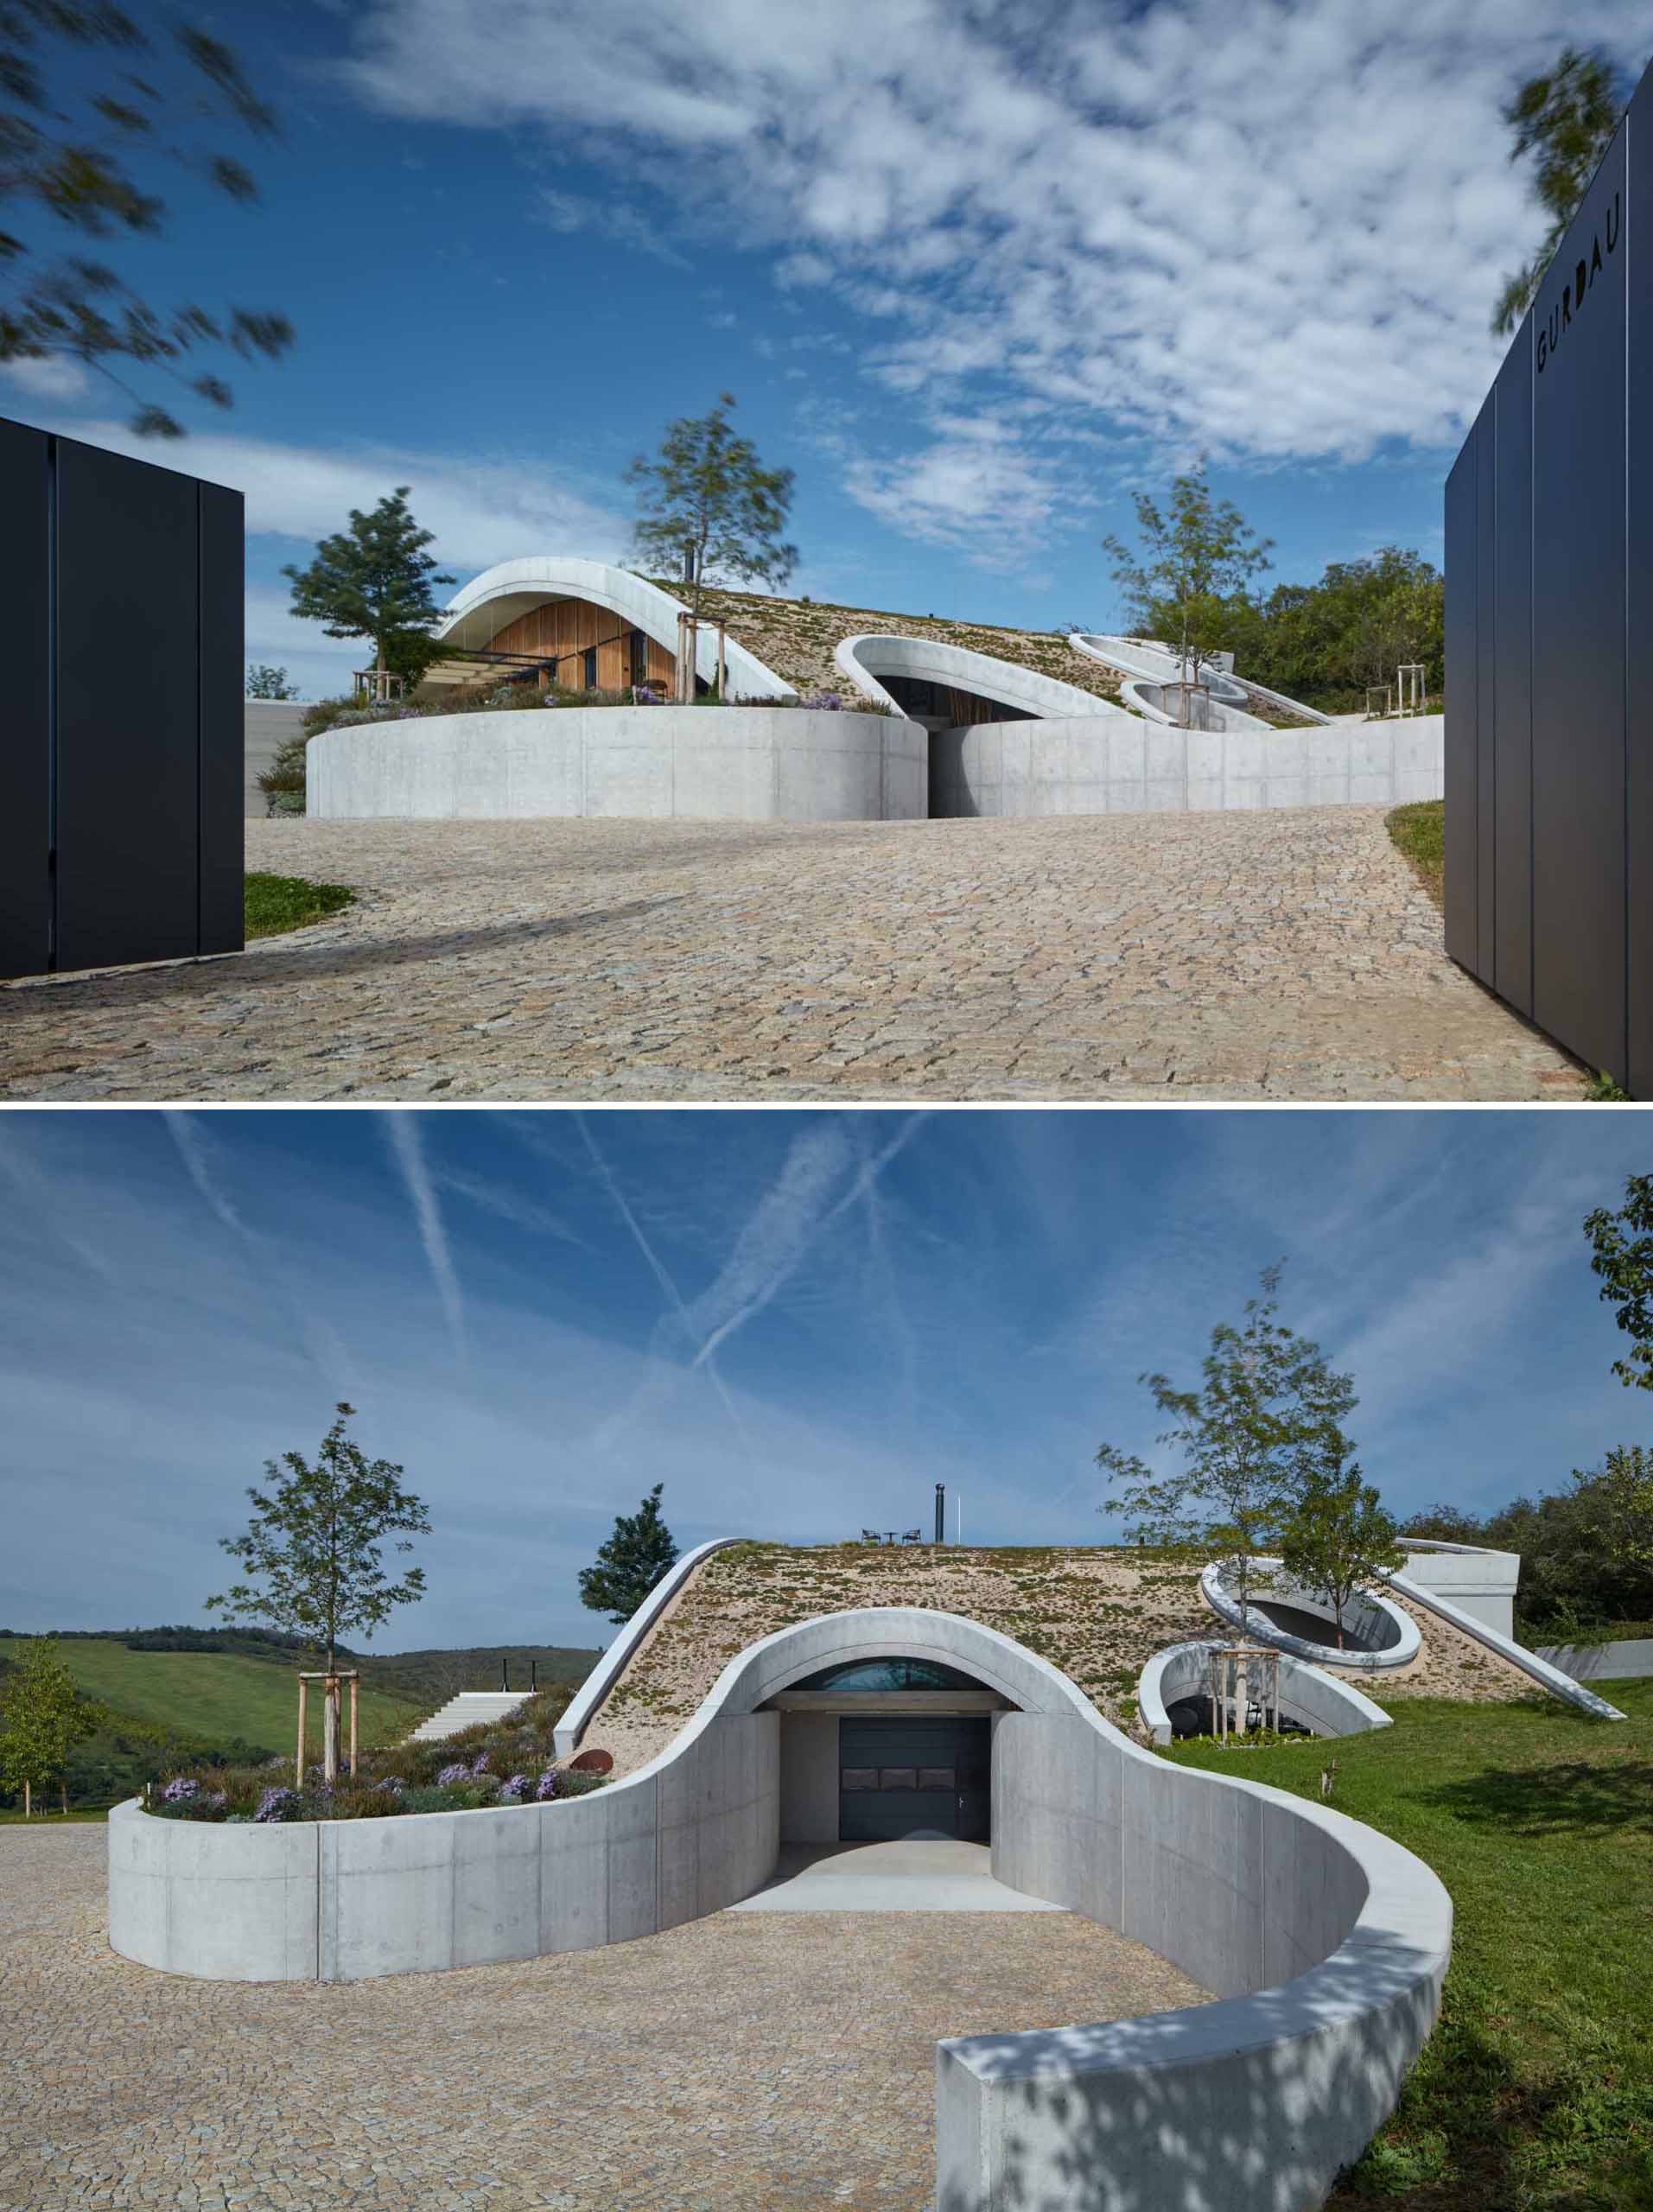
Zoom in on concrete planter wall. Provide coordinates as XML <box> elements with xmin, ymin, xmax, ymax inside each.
<box><xmin>930</xmin><ymin>714</ymin><xmax>1443</xmax><ymax>819</ymax></box>
<box><xmin>1136</xmin><ymin>1640</ymin><xmax>1394</xmax><ymax>1746</ymax></box>
<box><xmin>1395</xmin><ymin>1539</ymin><xmax>1521</xmax><ymax>1637</ymax></box>
<box><xmin>111</xmin><ymin>1604</ymin><xmax>1452</xmax><ymax>2212</ymax></box>
<box><xmin>306</xmin><ymin>707</ymin><xmax>925</xmax><ymax>823</ymax></box>
<box><xmin>1535</xmin><ymin>1637</ymin><xmax>1653</xmax><ymax>1681</ymax></box>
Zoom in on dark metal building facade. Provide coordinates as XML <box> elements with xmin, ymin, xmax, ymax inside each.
<box><xmin>0</xmin><ymin>417</ymin><xmax>244</xmax><ymax>980</ymax></box>
<box><xmin>1446</xmin><ymin>70</ymin><xmax>1653</xmax><ymax>1092</ymax></box>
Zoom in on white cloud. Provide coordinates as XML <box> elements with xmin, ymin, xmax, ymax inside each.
<box><xmin>534</xmin><ymin>187</ymin><xmax>690</xmax><ymax>266</ymax></box>
<box><xmin>340</xmin><ymin>0</ymin><xmax>1650</xmax><ymax>481</ymax></box>
<box><xmin>385</xmin><ymin>1117</ymin><xmax>467</xmax><ymax>1357</ymax></box>
<box><xmin>50</xmin><ymin>416</ymin><xmax>627</xmax><ymax>573</ymax></box>
<box><xmin>0</xmin><ymin>355</ymin><xmax>93</xmax><ymax>403</ymax></box>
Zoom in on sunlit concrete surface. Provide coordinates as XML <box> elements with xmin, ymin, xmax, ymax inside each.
<box><xmin>730</xmin><ymin>1838</ymin><xmax>1064</xmax><ymax>1912</ymax></box>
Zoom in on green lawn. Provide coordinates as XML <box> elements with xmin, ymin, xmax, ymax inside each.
<box><xmin>245</xmin><ymin>872</ymin><xmax>355</xmax><ymax>940</ymax></box>
<box><xmin>1163</xmin><ymin>1682</ymin><xmax>1653</xmax><ymax>2209</ymax></box>
<box><xmin>1386</xmin><ymin>798</ymin><xmax>1444</xmax><ymax>907</ymax></box>
<box><xmin>56</xmin><ymin>1640</ymin><xmax>422</xmax><ymax>1757</ymax></box>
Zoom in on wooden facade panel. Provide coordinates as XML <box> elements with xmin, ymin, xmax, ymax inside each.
<box><xmin>487</xmin><ymin>595</ymin><xmax>677</xmax><ymax>692</ymax></box>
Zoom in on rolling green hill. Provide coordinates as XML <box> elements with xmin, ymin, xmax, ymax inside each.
<box><xmin>51</xmin><ymin>1641</ymin><xmax>422</xmax><ymax>1758</ymax></box>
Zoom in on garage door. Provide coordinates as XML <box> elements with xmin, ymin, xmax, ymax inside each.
<box><xmin>838</xmin><ymin>1715</ymin><xmax>990</xmax><ymax>1842</ymax></box>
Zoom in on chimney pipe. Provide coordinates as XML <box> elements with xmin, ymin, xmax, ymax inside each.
<box><xmin>935</xmin><ymin>1482</ymin><xmax>946</xmax><ymax>1544</ymax></box>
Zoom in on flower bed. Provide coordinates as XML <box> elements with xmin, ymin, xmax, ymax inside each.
<box><xmin>145</xmin><ymin>1688</ymin><xmax>607</xmax><ymax>1823</ymax></box>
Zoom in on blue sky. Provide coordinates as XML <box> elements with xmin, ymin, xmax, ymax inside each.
<box><xmin>2</xmin><ymin>0</ymin><xmax>1647</xmax><ymax>696</ymax></box>
<box><xmin>2</xmin><ymin>1107</ymin><xmax>1649</xmax><ymax>1649</ymax></box>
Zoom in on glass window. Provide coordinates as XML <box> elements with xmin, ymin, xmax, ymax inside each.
<box><xmin>791</xmin><ymin>1656</ymin><xmax>987</xmax><ymax>1693</ymax></box>
<box><xmin>583</xmin><ymin>646</ymin><xmax>599</xmax><ymax>690</ymax></box>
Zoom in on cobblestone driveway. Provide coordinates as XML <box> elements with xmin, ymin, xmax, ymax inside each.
<box><xmin>2</xmin><ymin>1826</ymin><xmax>1205</xmax><ymax>2211</ymax></box>
<box><xmin>0</xmin><ymin>810</ymin><xmax>1583</xmax><ymax>1101</ymax></box>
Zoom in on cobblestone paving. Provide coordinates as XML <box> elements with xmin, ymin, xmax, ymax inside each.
<box><xmin>0</xmin><ymin>810</ymin><xmax>1583</xmax><ymax>1101</ymax></box>
<box><xmin>1</xmin><ymin>1825</ymin><xmax>1207</xmax><ymax>2211</ymax></box>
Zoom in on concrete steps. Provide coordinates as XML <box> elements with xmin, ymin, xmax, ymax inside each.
<box><xmin>408</xmin><ymin>1690</ymin><xmax>533</xmax><ymax>1743</ymax></box>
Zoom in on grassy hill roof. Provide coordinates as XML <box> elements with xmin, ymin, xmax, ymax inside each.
<box><xmin>589</xmin><ymin>1542</ymin><xmax>1534</xmax><ymax>1775</ymax></box>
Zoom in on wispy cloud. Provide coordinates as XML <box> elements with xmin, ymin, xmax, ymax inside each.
<box><xmin>533</xmin><ymin>187</ymin><xmax>690</xmax><ymax>267</ymax></box>
<box><xmin>385</xmin><ymin>1116</ymin><xmax>466</xmax><ymax>1357</ymax></box>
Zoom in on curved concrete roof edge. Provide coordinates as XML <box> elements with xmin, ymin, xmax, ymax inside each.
<box><xmin>1138</xmin><ymin>1637</ymin><xmax>1394</xmax><ymax>1745</ymax></box>
<box><xmin>1200</xmin><ymin>1557</ymin><xmax>1422</xmax><ymax>1669</ymax></box>
<box><xmin>836</xmin><ymin>630</ymin><xmax>1132</xmax><ymax>720</ymax></box>
<box><xmin>438</xmin><ymin>557</ymin><xmax>794</xmax><ymax>698</ymax></box>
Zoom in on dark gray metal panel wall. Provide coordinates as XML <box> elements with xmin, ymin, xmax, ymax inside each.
<box><xmin>55</xmin><ymin>442</ymin><xmax>200</xmax><ymax>972</ymax></box>
<box><xmin>1492</xmin><ymin>329</ymin><xmax>1534</xmax><ymax>1016</ymax></box>
<box><xmin>0</xmin><ymin>419</ymin><xmax>52</xmax><ymax>979</ymax></box>
<box><xmin>0</xmin><ymin>416</ymin><xmax>245</xmax><ymax>979</ymax></box>
<box><xmin>1475</xmin><ymin>397</ymin><xmax>1497</xmax><ymax>967</ymax></box>
<box><xmin>1529</xmin><ymin>130</ymin><xmax>1628</xmax><ymax>1079</ymax></box>
<box><xmin>1629</xmin><ymin>79</ymin><xmax>1653</xmax><ymax>1095</ymax></box>
<box><xmin>198</xmin><ymin>481</ymin><xmax>246</xmax><ymax>957</ymax></box>
<box><xmin>1443</xmin><ymin>433</ymin><xmax>1479</xmax><ymax>973</ymax></box>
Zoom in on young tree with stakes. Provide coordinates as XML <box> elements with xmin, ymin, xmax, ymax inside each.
<box><xmin>207</xmin><ymin>1404</ymin><xmax>431</xmax><ymax>1781</ymax></box>
<box><xmin>1095</xmin><ymin>1263</ymin><xmax>1359</xmax><ymax>1632</ymax></box>
<box><xmin>1278</xmin><ymin>1467</ymin><xmax>1405</xmax><ymax>1649</ymax></box>
<box><xmin>283</xmin><ymin>489</ymin><xmax>455</xmax><ymax>698</ymax></box>
<box><xmin>579</xmin><ymin>1484</ymin><xmax>680</xmax><ymax>1626</ymax></box>
<box><xmin>0</xmin><ymin>3</ymin><xmax>293</xmax><ymax>435</ymax></box>
<box><xmin>627</xmin><ymin>392</ymin><xmax>797</xmax><ymax>652</ymax></box>
<box><xmin>1102</xmin><ymin>464</ymin><xmax>1273</xmax><ymax>700</ymax></box>
<box><xmin>0</xmin><ymin>1637</ymin><xmax>100</xmax><ymax>1817</ymax></box>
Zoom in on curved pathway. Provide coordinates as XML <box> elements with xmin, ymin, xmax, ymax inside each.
<box><xmin>0</xmin><ymin>810</ymin><xmax>1584</xmax><ymax>1101</ymax></box>
<box><xmin>0</xmin><ymin>1825</ymin><xmax>1204</xmax><ymax>2211</ymax></box>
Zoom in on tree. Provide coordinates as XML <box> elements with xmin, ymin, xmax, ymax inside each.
<box><xmin>1585</xmin><ymin>1172</ymin><xmax>1653</xmax><ymax>1390</ymax></box>
<box><xmin>246</xmin><ymin>664</ymin><xmax>298</xmax><ymax>700</ymax></box>
<box><xmin>207</xmin><ymin>1404</ymin><xmax>431</xmax><ymax>1775</ymax></box>
<box><xmin>1095</xmin><ymin>1264</ymin><xmax>1357</xmax><ymax>1623</ymax></box>
<box><xmin>1494</xmin><ymin>46</ymin><xmax>1628</xmax><ymax>335</ymax></box>
<box><xmin>627</xmin><ymin>392</ymin><xmax>797</xmax><ymax>635</ymax></box>
<box><xmin>579</xmin><ymin>1484</ymin><xmax>679</xmax><ymax>1626</ymax></box>
<box><xmin>1279</xmin><ymin>1468</ymin><xmax>1405</xmax><ymax>1648</ymax></box>
<box><xmin>1102</xmin><ymin>464</ymin><xmax>1273</xmax><ymax>699</ymax></box>
<box><xmin>0</xmin><ymin>5</ymin><xmax>294</xmax><ymax>435</ymax></box>
<box><xmin>283</xmin><ymin>490</ymin><xmax>455</xmax><ymax>695</ymax></box>
<box><xmin>0</xmin><ymin>1638</ymin><xmax>99</xmax><ymax>1816</ymax></box>
<box><xmin>1400</xmin><ymin>1503</ymin><xmax>1486</xmax><ymax>1545</ymax></box>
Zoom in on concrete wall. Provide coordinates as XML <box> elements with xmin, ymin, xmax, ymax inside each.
<box><xmin>244</xmin><ymin>700</ymin><xmax>305</xmax><ymax>817</ymax></box>
<box><xmin>1118</xmin><ymin>677</ymin><xmax>1270</xmax><ymax>733</ymax></box>
<box><xmin>110</xmin><ymin>1604</ymin><xmax>1453</xmax><ymax>2211</ymax></box>
<box><xmin>1137</xmin><ymin>1641</ymin><xmax>1394</xmax><ymax>1746</ymax></box>
<box><xmin>556</xmin><ymin>1536</ymin><xmax>746</xmax><ymax>1758</ymax></box>
<box><xmin>307</xmin><ymin>707</ymin><xmax>925</xmax><ymax>823</ymax></box>
<box><xmin>1068</xmin><ymin>632</ymin><xmax>1335</xmax><ymax>726</ymax></box>
<box><xmin>950</xmin><ymin>1718</ymin><xmax>1448</xmax><ymax>2212</ymax></box>
<box><xmin>1396</xmin><ymin>1541</ymin><xmax>1521</xmax><ymax>1638</ymax></box>
<box><xmin>1535</xmin><ymin>1637</ymin><xmax>1653</xmax><ymax>1681</ymax></box>
<box><xmin>779</xmin><ymin>1711</ymin><xmax>840</xmax><ymax>1842</ymax></box>
<box><xmin>930</xmin><ymin>714</ymin><xmax>1444</xmax><ymax>818</ymax></box>
<box><xmin>109</xmin><ymin>1709</ymin><xmax>779</xmax><ymax>1984</ymax></box>
<box><xmin>1199</xmin><ymin>1560</ymin><xmax>1422</xmax><ymax>1671</ymax></box>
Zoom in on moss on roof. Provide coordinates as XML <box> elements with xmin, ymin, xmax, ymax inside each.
<box><xmin>640</xmin><ymin>578</ymin><xmax>1127</xmax><ymax>707</ymax></box>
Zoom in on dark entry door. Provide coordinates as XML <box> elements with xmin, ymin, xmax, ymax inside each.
<box><xmin>838</xmin><ymin>1716</ymin><xmax>989</xmax><ymax>1842</ymax></box>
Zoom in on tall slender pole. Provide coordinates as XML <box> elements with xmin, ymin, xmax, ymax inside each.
<box><xmin>296</xmin><ymin>1676</ymin><xmax>308</xmax><ymax>1790</ymax></box>
<box><xmin>716</xmin><ymin>622</ymin><xmax>728</xmax><ymax>702</ymax></box>
<box><xmin>349</xmin><ymin>1677</ymin><xmax>359</xmax><ymax>1778</ymax></box>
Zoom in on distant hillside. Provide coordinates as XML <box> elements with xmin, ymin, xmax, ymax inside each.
<box><xmin>46</xmin><ymin>1641</ymin><xmax>422</xmax><ymax>1758</ymax></box>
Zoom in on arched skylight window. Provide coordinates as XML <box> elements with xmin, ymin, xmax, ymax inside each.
<box><xmin>788</xmin><ymin>1657</ymin><xmax>988</xmax><ymax>1693</ymax></box>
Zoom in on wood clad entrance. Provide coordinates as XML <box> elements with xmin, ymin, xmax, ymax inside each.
<box><xmin>838</xmin><ymin>1715</ymin><xmax>989</xmax><ymax>1842</ymax></box>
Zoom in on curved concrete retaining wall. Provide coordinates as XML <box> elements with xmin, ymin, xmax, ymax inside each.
<box><xmin>1118</xmin><ymin>676</ymin><xmax>1269</xmax><ymax>733</ymax></box>
<box><xmin>928</xmin><ymin>713</ymin><xmax>1443</xmax><ymax>817</ymax></box>
<box><xmin>1137</xmin><ymin>1640</ymin><xmax>1394</xmax><ymax>1745</ymax></box>
<box><xmin>1200</xmin><ymin>1561</ymin><xmax>1422</xmax><ymax>1671</ymax></box>
<box><xmin>1069</xmin><ymin>632</ymin><xmax>1335</xmax><ymax>726</ymax></box>
<box><xmin>1535</xmin><ymin>1637</ymin><xmax>1653</xmax><ymax>1681</ymax></box>
<box><xmin>111</xmin><ymin>1605</ymin><xmax>1452</xmax><ymax>2212</ymax></box>
<box><xmin>306</xmin><ymin>708</ymin><xmax>925</xmax><ymax>823</ymax></box>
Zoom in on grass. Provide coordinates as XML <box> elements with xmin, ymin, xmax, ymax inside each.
<box><xmin>54</xmin><ymin>1640</ymin><xmax>423</xmax><ymax>1758</ymax></box>
<box><xmin>0</xmin><ymin>1805</ymin><xmax>109</xmax><ymax>1826</ymax></box>
<box><xmin>244</xmin><ymin>872</ymin><xmax>354</xmax><ymax>940</ymax></box>
<box><xmin>1386</xmin><ymin>798</ymin><xmax>1444</xmax><ymax>906</ymax></box>
<box><xmin>1163</xmin><ymin>1681</ymin><xmax>1653</xmax><ymax>2209</ymax></box>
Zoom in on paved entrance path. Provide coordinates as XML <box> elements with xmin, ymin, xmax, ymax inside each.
<box><xmin>2</xmin><ymin>1826</ymin><xmax>1206</xmax><ymax>2211</ymax></box>
<box><xmin>729</xmin><ymin>1837</ymin><xmax>1063</xmax><ymax>1911</ymax></box>
<box><xmin>0</xmin><ymin>810</ymin><xmax>1584</xmax><ymax>1100</ymax></box>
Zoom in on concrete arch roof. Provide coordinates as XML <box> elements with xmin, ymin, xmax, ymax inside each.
<box><xmin>836</xmin><ymin>632</ymin><xmax>1129</xmax><ymax>721</ymax></box>
<box><xmin>437</xmin><ymin>557</ymin><xmax>794</xmax><ymax>700</ymax></box>
<box><xmin>1200</xmin><ymin>1559</ymin><xmax>1421</xmax><ymax>1670</ymax></box>
<box><xmin>1138</xmin><ymin>1638</ymin><xmax>1393</xmax><ymax>1745</ymax></box>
